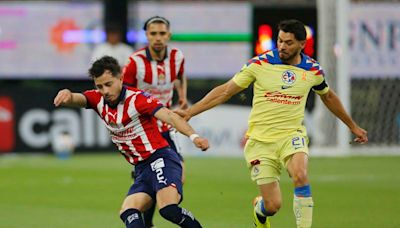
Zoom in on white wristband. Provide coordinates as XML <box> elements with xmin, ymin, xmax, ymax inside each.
<box><xmin>189</xmin><ymin>134</ymin><xmax>200</xmax><ymax>142</ymax></box>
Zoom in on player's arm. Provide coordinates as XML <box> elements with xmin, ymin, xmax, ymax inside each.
<box><xmin>177</xmin><ymin>79</ymin><xmax>244</xmax><ymax>120</ymax></box>
<box><xmin>54</xmin><ymin>89</ymin><xmax>87</xmax><ymax>108</ymax></box>
<box><xmin>319</xmin><ymin>89</ymin><xmax>368</xmax><ymax>144</ymax></box>
<box><xmin>154</xmin><ymin>107</ymin><xmax>209</xmax><ymax>151</ymax></box>
<box><xmin>174</xmin><ymin>74</ymin><xmax>188</xmax><ymax>109</ymax></box>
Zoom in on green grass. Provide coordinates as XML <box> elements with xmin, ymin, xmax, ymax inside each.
<box><xmin>1</xmin><ymin>154</ymin><xmax>399</xmax><ymax>227</ymax></box>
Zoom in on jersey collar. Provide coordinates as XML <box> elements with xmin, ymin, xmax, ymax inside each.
<box><xmin>272</xmin><ymin>49</ymin><xmax>310</xmax><ymax>70</ymax></box>
<box><xmin>145</xmin><ymin>46</ymin><xmax>169</xmax><ymax>61</ymax></box>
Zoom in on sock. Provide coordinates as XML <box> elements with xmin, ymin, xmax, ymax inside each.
<box><xmin>255</xmin><ymin>198</ymin><xmax>267</xmax><ymax>216</ymax></box>
<box><xmin>143</xmin><ymin>202</ymin><xmax>156</xmax><ymax>228</ymax></box>
<box><xmin>159</xmin><ymin>204</ymin><xmax>202</xmax><ymax>228</ymax></box>
<box><xmin>293</xmin><ymin>185</ymin><xmax>314</xmax><ymax>228</ymax></box>
<box><xmin>254</xmin><ymin>197</ymin><xmax>268</xmax><ymax>223</ymax></box>
<box><xmin>120</xmin><ymin>208</ymin><xmax>144</xmax><ymax>228</ymax></box>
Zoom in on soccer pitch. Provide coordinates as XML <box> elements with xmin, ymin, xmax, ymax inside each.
<box><xmin>1</xmin><ymin>154</ymin><xmax>399</xmax><ymax>228</ymax></box>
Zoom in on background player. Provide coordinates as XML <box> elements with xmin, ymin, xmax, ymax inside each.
<box><xmin>91</xmin><ymin>23</ymin><xmax>133</xmax><ymax>67</ymax></box>
<box><xmin>122</xmin><ymin>16</ymin><xmax>188</xmax><ymax>227</ymax></box>
<box><xmin>54</xmin><ymin>56</ymin><xmax>208</xmax><ymax>228</ymax></box>
<box><xmin>175</xmin><ymin>19</ymin><xmax>368</xmax><ymax>228</ymax></box>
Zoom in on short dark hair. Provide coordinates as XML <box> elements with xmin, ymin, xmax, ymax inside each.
<box><xmin>143</xmin><ymin>16</ymin><xmax>170</xmax><ymax>31</ymax></box>
<box><xmin>88</xmin><ymin>56</ymin><xmax>121</xmax><ymax>78</ymax></box>
<box><xmin>278</xmin><ymin>19</ymin><xmax>306</xmax><ymax>41</ymax></box>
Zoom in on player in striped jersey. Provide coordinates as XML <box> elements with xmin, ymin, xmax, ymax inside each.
<box><xmin>123</xmin><ymin>16</ymin><xmax>188</xmax><ymax>227</ymax></box>
<box><xmin>54</xmin><ymin>56</ymin><xmax>208</xmax><ymax>228</ymax></box>
<box><xmin>176</xmin><ymin>19</ymin><xmax>368</xmax><ymax>228</ymax></box>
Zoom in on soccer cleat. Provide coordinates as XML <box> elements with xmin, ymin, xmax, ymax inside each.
<box><xmin>253</xmin><ymin>196</ymin><xmax>270</xmax><ymax>228</ymax></box>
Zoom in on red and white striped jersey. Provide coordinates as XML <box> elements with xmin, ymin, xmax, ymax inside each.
<box><xmin>83</xmin><ymin>86</ymin><xmax>169</xmax><ymax>165</ymax></box>
<box><xmin>122</xmin><ymin>46</ymin><xmax>185</xmax><ymax>108</ymax></box>
<box><xmin>122</xmin><ymin>46</ymin><xmax>185</xmax><ymax>133</ymax></box>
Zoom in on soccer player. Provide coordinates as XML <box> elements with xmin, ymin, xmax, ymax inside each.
<box><xmin>175</xmin><ymin>19</ymin><xmax>368</xmax><ymax>228</ymax></box>
<box><xmin>53</xmin><ymin>56</ymin><xmax>207</xmax><ymax>228</ymax></box>
<box><xmin>91</xmin><ymin>23</ymin><xmax>133</xmax><ymax>67</ymax></box>
<box><xmin>122</xmin><ymin>16</ymin><xmax>188</xmax><ymax>227</ymax></box>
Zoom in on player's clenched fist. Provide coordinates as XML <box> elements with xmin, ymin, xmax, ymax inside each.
<box><xmin>193</xmin><ymin>137</ymin><xmax>209</xmax><ymax>151</ymax></box>
<box><xmin>54</xmin><ymin>89</ymin><xmax>73</xmax><ymax>107</ymax></box>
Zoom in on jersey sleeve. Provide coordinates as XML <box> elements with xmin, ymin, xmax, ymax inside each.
<box><xmin>122</xmin><ymin>57</ymin><xmax>138</xmax><ymax>87</ymax></box>
<box><xmin>135</xmin><ymin>91</ymin><xmax>164</xmax><ymax>116</ymax></box>
<box><xmin>175</xmin><ymin>49</ymin><xmax>185</xmax><ymax>80</ymax></box>
<box><xmin>311</xmin><ymin>68</ymin><xmax>329</xmax><ymax>95</ymax></box>
<box><xmin>232</xmin><ymin>63</ymin><xmax>257</xmax><ymax>89</ymax></box>
<box><xmin>82</xmin><ymin>90</ymin><xmax>101</xmax><ymax>112</ymax></box>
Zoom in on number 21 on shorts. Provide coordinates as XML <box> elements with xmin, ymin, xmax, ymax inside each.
<box><xmin>292</xmin><ymin>136</ymin><xmax>305</xmax><ymax>150</ymax></box>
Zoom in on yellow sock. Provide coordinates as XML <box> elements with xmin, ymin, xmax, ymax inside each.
<box><xmin>293</xmin><ymin>195</ymin><xmax>313</xmax><ymax>228</ymax></box>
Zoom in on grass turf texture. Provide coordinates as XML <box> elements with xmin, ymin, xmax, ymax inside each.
<box><xmin>0</xmin><ymin>154</ymin><xmax>399</xmax><ymax>227</ymax></box>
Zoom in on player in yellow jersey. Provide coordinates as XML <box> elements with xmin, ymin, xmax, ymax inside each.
<box><xmin>176</xmin><ymin>19</ymin><xmax>368</xmax><ymax>228</ymax></box>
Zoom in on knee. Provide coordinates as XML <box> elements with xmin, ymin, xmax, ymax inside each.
<box><xmin>159</xmin><ymin>204</ymin><xmax>181</xmax><ymax>223</ymax></box>
<box><xmin>264</xmin><ymin>198</ymin><xmax>281</xmax><ymax>215</ymax></box>
<box><xmin>291</xmin><ymin>169</ymin><xmax>308</xmax><ymax>186</ymax></box>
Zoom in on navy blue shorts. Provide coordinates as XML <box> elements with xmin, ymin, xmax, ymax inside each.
<box><xmin>127</xmin><ymin>147</ymin><xmax>183</xmax><ymax>201</ymax></box>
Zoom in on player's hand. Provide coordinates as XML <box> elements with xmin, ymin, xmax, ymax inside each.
<box><xmin>193</xmin><ymin>137</ymin><xmax>209</xmax><ymax>151</ymax></box>
<box><xmin>54</xmin><ymin>89</ymin><xmax>72</xmax><ymax>107</ymax></box>
<box><xmin>350</xmin><ymin>126</ymin><xmax>368</xmax><ymax>144</ymax></box>
<box><xmin>173</xmin><ymin>109</ymin><xmax>192</xmax><ymax>121</ymax></box>
<box><xmin>179</xmin><ymin>98</ymin><xmax>189</xmax><ymax>110</ymax></box>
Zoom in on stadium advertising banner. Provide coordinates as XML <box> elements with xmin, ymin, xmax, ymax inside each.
<box><xmin>177</xmin><ymin>105</ymin><xmax>250</xmax><ymax>157</ymax></box>
<box><xmin>0</xmin><ymin>82</ymin><xmax>113</xmax><ymax>153</ymax></box>
<box><xmin>130</xmin><ymin>2</ymin><xmax>252</xmax><ymax>78</ymax></box>
<box><xmin>350</xmin><ymin>3</ymin><xmax>400</xmax><ymax>78</ymax></box>
<box><xmin>0</xmin><ymin>83</ymin><xmax>250</xmax><ymax>157</ymax></box>
<box><xmin>0</xmin><ymin>2</ymin><xmax>102</xmax><ymax>79</ymax></box>
<box><xmin>0</xmin><ymin>1</ymin><xmax>251</xmax><ymax>79</ymax></box>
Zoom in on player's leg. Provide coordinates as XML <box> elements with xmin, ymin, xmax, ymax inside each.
<box><xmin>152</xmin><ymin>147</ymin><xmax>201</xmax><ymax>227</ymax></box>
<box><xmin>142</xmin><ymin>130</ymin><xmax>185</xmax><ymax>227</ymax></box>
<box><xmin>120</xmin><ymin>192</ymin><xmax>153</xmax><ymax>228</ymax></box>
<box><xmin>130</xmin><ymin>165</ymin><xmax>155</xmax><ymax>228</ymax></box>
<box><xmin>122</xmin><ymin>161</ymin><xmax>156</xmax><ymax>228</ymax></box>
<box><xmin>286</xmin><ymin>152</ymin><xmax>313</xmax><ymax>228</ymax></box>
<box><xmin>254</xmin><ymin>181</ymin><xmax>282</xmax><ymax>228</ymax></box>
<box><xmin>282</xmin><ymin>134</ymin><xmax>313</xmax><ymax>228</ymax></box>
<box><xmin>157</xmin><ymin>186</ymin><xmax>202</xmax><ymax>228</ymax></box>
<box><xmin>245</xmin><ymin>138</ymin><xmax>282</xmax><ymax>227</ymax></box>
<box><xmin>142</xmin><ymin>203</ymin><xmax>156</xmax><ymax>228</ymax></box>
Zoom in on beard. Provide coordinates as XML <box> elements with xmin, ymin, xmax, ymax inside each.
<box><xmin>279</xmin><ymin>51</ymin><xmax>298</xmax><ymax>63</ymax></box>
<box><xmin>151</xmin><ymin>45</ymin><xmax>165</xmax><ymax>53</ymax></box>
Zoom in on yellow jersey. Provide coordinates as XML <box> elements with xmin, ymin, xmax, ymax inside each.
<box><xmin>233</xmin><ymin>49</ymin><xmax>329</xmax><ymax>142</ymax></box>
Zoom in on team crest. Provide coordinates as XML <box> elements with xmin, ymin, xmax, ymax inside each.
<box><xmin>108</xmin><ymin>119</ymin><xmax>118</xmax><ymax>128</ymax></box>
<box><xmin>281</xmin><ymin>70</ymin><xmax>297</xmax><ymax>85</ymax></box>
<box><xmin>252</xmin><ymin>165</ymin><xmax>260</xmax><ymax>178</ymax></box>
<box><xmin>158</xmin><ymin>73</ymin><xmax>166</xmax><ymax>85</ymax></box>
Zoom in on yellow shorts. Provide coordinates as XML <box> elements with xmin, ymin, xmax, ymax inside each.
<box><xmin>244</xmin><ymin>134</ymin><xmax>309</xmax><ymax>185</ymax></box>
